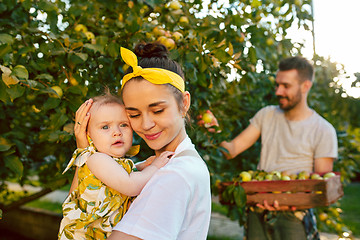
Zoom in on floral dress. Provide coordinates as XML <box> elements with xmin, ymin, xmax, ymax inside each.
<box><xmin>58</xmin><ymin>141</ymin><xmax>135</xmax><ymax>240</ymax></box>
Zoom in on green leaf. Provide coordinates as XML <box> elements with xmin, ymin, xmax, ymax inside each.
<box><xmin>233</xmin><ymin>185</ymin><xmax>247</xmax><ymax>208</ymax></box>
<box><xmin>75</xmin><ymin>52</ymin><xmax>88</xmax><ymax>62</ymax></box>
<box><xmin>0</xmin><ymin>33</ymin><xmax>14</xmax><ymax>45</ymax></box>
<box><xmin>68</xmin><ymin>85</ymin><xmax>86</xmax><ymax>95</ymax></box>
<box><xmin>26</xmin><ymin>80</ymin><xmax>46</xmax><ymax>90</ymax></box>
<box><xmin>49</xmin><ymin>112</ymin><xmax>69</xmax><ymax>130</ymax></box>
<box><xmin>69</xmin><ymin>53</ymin><xmax>88</xmax><ymax>65</ymax></box>
<box><xmin>96</xmin><ymin>36</ymin><xmax>108</xmax><ymax>46</ymax></box>
<box><xmin>84</xmin><ymin>43</ymin><xmax>104</xmax><ymax>54</ymax></box>
<box><xmin>0</xmin><ymin>136</ymin><xmax>14</xmax><ymax>151</ymax></box>
<box><xmin>4</xmin><ymin>155</ymin><xmax>23</xmax><ymax>178</ymax></box>
<box><xmin>108</xmin><ymin>42</ymin><xmax>119</xmax><ymax>58</ymax></box>
<box><xmin>0</xmin><ymin>79</ymin><xmax>10</xmax><ymax>103</ymax></box>
<box><xmin>6</xmin><ymin>84</ymin><xmax>25</xmax><ymax>101</ymax></box>
<box><xmin>38</xmin><ymin>0</ymin><xmax>58</xmax><ymax>11</ymax></box>
<box><xmin>43</xmin><ymin>98</ymin><xmax>61</xmax><ymax>111</ymax></box>
<box><xmin>0</xmin><ymin>44</ymin><xmax>12</xmax><ymax>58</ymax></box>
<box><xmin>248</xmin><ymin>47</ymin><xmax>257</xmax><ymax>64</ymax></box>
<box><xmin>35</xmin><ymin>73</ymin><xmax>54</xmax><ymax>81</ymax></box>
<box><xmin>11</xmin><ymin>65</ymin><xmax>29</xmax><ymax>80</ymax></box>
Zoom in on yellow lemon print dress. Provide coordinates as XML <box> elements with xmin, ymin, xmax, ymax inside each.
<box><xmin>58</xmin><ymin>143</ymin><xmax>134</xmax><ymax>240</ymax></box>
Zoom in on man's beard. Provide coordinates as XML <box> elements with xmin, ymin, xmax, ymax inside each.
<box><xmin>278</xmin><ymin>90</ymin><xmax>302</xmax><ymax>111</ymax></box>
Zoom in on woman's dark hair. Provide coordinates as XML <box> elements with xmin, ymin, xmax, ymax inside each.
<box><xmin>123</xmin><ymin>42</ymin><xmax>188</xmax><ymax>120</ymax></box>
<box><xmin>278</xmin><ymin>56</ymin><xmax>314</xmax><ymax>82</ymax></box>
<box><xmin>133</xmin><ymin>42</ymin><xmax>184</xmax><ymax>79</ymax></box>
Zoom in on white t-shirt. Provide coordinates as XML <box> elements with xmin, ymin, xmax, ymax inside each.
<box><xmin>113</xmin><ymin>136</ymin><xmax>211</xmax><ymax>240</ymax></box>
<box><xmin>250</xmin><ymin>105</ymin><xmax>338</xmax><ymax>174</ymax></box>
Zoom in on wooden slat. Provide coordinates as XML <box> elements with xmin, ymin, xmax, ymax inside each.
<box><xmin>219</xmin><ymin>175</ymin><xmax>343</xmax><ymax>209</ymax></box>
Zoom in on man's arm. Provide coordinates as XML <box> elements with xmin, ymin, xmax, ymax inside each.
<box><xmin>220</xmin><ymin>124</ymin><xmax>261</xmax><ymax>159</ymax></box>
<box><xmin>314</xmin><ymin>157</ymin><xmax>334</xmax><ymax>173</ymax></box>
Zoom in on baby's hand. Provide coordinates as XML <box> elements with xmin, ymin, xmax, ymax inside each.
<box><xmin>151</xmin><ymin>151</ymin><xmax>173</xmax><ymax>169</ymax></box>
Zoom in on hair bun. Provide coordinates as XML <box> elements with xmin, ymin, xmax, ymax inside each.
<box><xmin>134</xmin><ymin>42</ymin><xmax>169</xmax><ymax>59</ymax></box>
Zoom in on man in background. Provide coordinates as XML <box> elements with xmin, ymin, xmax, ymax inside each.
<box><xmin>221</xmin><ymin>56</ymin><xmax>338</xmax><ymax>239</ymax></box>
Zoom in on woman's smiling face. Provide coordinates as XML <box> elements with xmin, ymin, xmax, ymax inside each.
<box><xmin>122</xmin><ymin>80</ymin><xmax>189</xmax><ymax>155</ymax></box>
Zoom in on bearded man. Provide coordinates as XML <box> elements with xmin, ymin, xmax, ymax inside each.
<box><xmin>221</xmin><ymin>56</ymin><xmax>338</xmax><ymax>240</ymax></box>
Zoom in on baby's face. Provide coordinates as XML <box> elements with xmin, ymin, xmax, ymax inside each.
<box><xmin>87</xmin><ymin>103</ymin><xmax>133</xmax><ymax>158</ymax></box>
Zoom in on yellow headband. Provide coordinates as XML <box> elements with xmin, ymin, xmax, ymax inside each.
<box><xmin>120</xmin><ymin>47</ymin><xmax>185</xmax><ymax>92</ymax></box>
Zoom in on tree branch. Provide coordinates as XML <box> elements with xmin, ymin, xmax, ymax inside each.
<box><xmin>1</xmin><ymin>188</ymin><xmax>53</xmax><ymax>212</ymax></box>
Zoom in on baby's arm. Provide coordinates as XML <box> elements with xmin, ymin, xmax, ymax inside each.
<box><xmin>68</xmin><ymin>167</ymin><xmax>79</xmax><ymax>194</ymax></box>
<box><xmin>87</xmin><ymin>151</ymin><xmax>172</xmax><ymax>196</ymax></box>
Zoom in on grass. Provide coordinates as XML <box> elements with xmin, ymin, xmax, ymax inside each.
<box><xmin>25</xmin><ymin>200</ymin><xmax>62</xmax><ymax>214</ymax></box>
<box><xmin>211</xmin><ymin>201</ymin><xmax>229</xmax><ymax>216</ymax></box>
<box><xmin>207</xmin><ymin>236</ymin><xmax>238</xmax><ymax>240</ymax></box>
<box><xmin>339</xmin><ymin>182</ymin><xmax>360</xmax><ymax>237</ymax></box>
<box><xmin>22</xmin><ymin>183</ymin><xmax>360</xmax><ymax>239</ymax></box>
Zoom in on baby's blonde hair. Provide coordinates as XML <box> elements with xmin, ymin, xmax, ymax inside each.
<box><xmin>92</xmin><ymin>88</ymin><xmax>123</xmax><ymax>106</ymax></box>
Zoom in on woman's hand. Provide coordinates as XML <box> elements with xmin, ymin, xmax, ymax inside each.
<box><xmin>256</xmin><ymin>200</ymin><xmax>296</xmax><ymax>211</ymax></box>
<box><xmin>74</xmin><ymin>99</ymin><xmax>93</xmax><ymax>148</ymax></box>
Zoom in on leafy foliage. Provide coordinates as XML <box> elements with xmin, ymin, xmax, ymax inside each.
<box><xmin>0</xmin><ymin>0</ymin><xmax>359</xmax><ymax>235</ymax></box>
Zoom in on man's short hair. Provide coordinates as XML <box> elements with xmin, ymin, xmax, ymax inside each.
<box><xmin>278</xmin><ymin>56</ymin><xmax>314</xmax><ymax>82</ymax></box>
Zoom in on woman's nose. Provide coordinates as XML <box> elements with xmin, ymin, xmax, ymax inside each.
<box><xmin>142</xmin><ymin>114</ymin><xmax>155</xmax><ymax>130</ymax></box>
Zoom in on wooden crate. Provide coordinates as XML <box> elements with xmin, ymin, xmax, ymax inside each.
<box><xmin>219</xmin><ymin>174</ymin><xmax>343</xmax><ymax>210</ymax></box>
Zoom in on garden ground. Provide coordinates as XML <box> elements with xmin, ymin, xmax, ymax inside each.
<box><xmin>5</xmin><ymin>182</ymin><xmax>360</xmax><ymax>240</ymax></box>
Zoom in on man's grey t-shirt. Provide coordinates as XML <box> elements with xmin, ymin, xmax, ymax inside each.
<box><xmin>250</xmin><ymin>105</ymin><xmax>338</xmax><ymax>174</ymax></box>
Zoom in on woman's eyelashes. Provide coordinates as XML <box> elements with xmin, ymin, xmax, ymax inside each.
<box><xmin>128</xmin><ymin>113</ymin><xmax>140</xmax><ymax>118</ymax></box>
<box><xmin>127</xmin><ymin>109</ymin><xmax>164</xmax><ymax>118</ymax></box>
<box><xmin>154</xmin><ymin>109</ymin><xmax>164</xmax><ymax>114</ymax></box>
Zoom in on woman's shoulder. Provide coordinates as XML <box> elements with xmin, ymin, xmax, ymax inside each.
<box><xmin>162</xmin><ymin>150</ymin><xmax>209</xmax><ymax>181</ymax></box>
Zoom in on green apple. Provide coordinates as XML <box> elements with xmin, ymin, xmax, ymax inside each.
<box><xmin>163</xmin><ymin>38</ymin><xmax>176</xmax><ymax>50</ymax></box>
<box><xmin>270</xmin><ymin>171</ymin><xmax>281</xmax><ymax>180</ymax></box>
<box><xmin>323</xmin><ymin>172</ymin><xmax>336</xmax><ymax>179</ymax></box>
<box><xmin>281</xmin><ymin>175</ymin><xmax>291</xmax><ymax>181</ymax></box>
<box><xmin>266</xmin><ymin>38</ymin><xmax>274</xmax><ymax>46</ymax></box>
<box><xmin>255</xmin><ymin>171</ymin><xmax>266</xmax><ymax>181</ymax></box>
<box><xmin>172</xmin><ymin>31</ymin><xmax>183</xmax><ymax>41</ymax></box>
<box><xmin>298</xmin><ymin>171</ymin><xmax>310</xmax><ymax>180</ymax></box>
<box><xmin>239</xmin><ymin>171</ymin><xmax>252</xmax><ymax>182</ymax></box>
<box><xmin>310</xmin><ymin>173</ymin><xmax>323</xmax><ymax>180</ymax></box>
<box><xmin>168</xmin><ymin>0</ymin><xmax>181</xmax><ymax>10</ymax></box>
<box><xmin>179</xmin><ymin>16</ymin><xmax>189</xmax><ymax>24</ymax></box>
<box><xmin>265</xmin><ymin>174</ymin><xmax>273</xmax><ymax>181</ymax></box>
<box><xmin>318</xmin><ymin>212</ymin><xmax>328</xmax><ymax>221</ymax></box>
<box><xmin>202</xmin><ymin>112</ymin><xmax>214</xmax><ymax>124</ymax></box>
<box><xmin>153</xmin><ymin>26</ymin><xmax>166</xmax><ymax>36</ymax></box>
<box><xmin>289</xmin><ymin>174</ymin><xmax>298</xmax><ymax>180</ymax></box>
<box><xmin>69</xmin><ymin>76</ymin><xmax>79</xmax><ymax>86</ymax></box>
<box><xmin>75</xmin><ymin>24</ymin><xmax>87</xmax><ymax>33</ymax></box>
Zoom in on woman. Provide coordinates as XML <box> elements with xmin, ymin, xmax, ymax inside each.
<box><xmin>74</xmin><ymin>42</ymin><xmax>211</xmax><ymax>240</ymax></box>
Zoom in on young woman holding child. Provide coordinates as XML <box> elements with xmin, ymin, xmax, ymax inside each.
<box><xmin>73</xmin><ymin>42</ymin><xmax>212</xmax><ymax>240</ymax></box>
<box><xmin>58</xmin><ymin>92</ymin><xmax>172</xmax><ymax>239</ymax></box>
